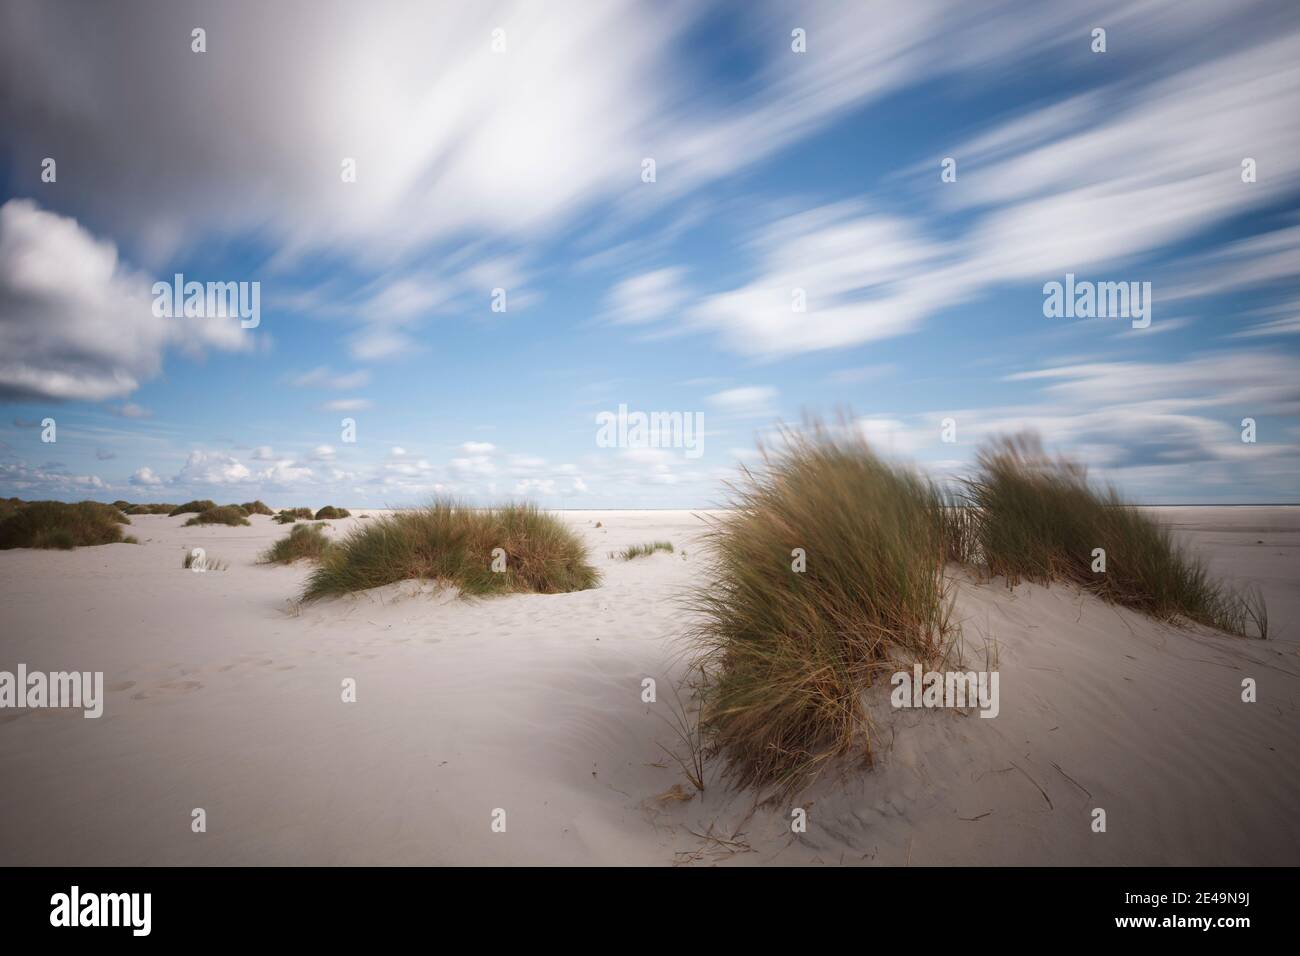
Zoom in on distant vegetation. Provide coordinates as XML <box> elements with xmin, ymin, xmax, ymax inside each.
<box><xmin>169</xmin><ymin>500</ymin><xmax>216</xmax><ymax>517</ymax></box>
<box><xmin>273</xmin><ymin>507</ymin><xmax>315</xmax><ymax>524</ymax></box>
<box><xmin>610</xmin><ymin>541</ymin><xmax>674</xmax><ymax>560</ymax></box>
<box><xmin>241</xmin><ymin>500</ymin><xmax>274</xmax><ymax>516</ymax></box>
<box><xmin>125</xmin><ymin>503</ymin><xmax>176</xmax><ymax>515</ymax></box>
<box><xmin>314</xmin><ymin>506</ymin><xmax>351</xmax><ymax>520</ymax></box>
<box><xmin>0</xmin><ymin>500</ymin><xmax>138</xmax><ymax>550</ymax></box>
<box><xmin>302</xmin><ymin>500</ymin><xmax>598</xmax><ymax>602</ymax></box>
<box><xmin>182</xmin><ymin>506</ymin><xmax>251</xmax><ymax>527</ymax></box>
<box><xmin>261</xmin><ymin>523</ymin><xmax>333</xmax><ymax>565</ymax></box>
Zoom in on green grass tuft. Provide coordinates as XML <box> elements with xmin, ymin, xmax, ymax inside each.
<box><xmin>687</xmin><ymin>422</ymin><xmax>955</xmax><ymax>794</ymax></box>
<box><xmin>958</xmin><ymin>433</ymin><xmax>1267</xmax><ymax>638</ymax></box>
<box><xmin>0</xmin><ymin>500</ymin><xmax>134</xmax><ymax>550</ymax></box>
<box><xmin>169</xmin><ymin>499</ymin><xmax>216</xmax><ymax>517</ymax></box>
<box><xmin>182</xmin><ymin>506</ymin><xmax>251</xmax><ymax>527</ymax></box>
<box><xmin>240</xmin><ymin>500</ymin><xmax>274</xmax><ymax>516</ymax></box>
<box><xmin>301</xmin><ymin>500</ymin><xmax>599</xmax><ymax>602</ymax></box>
<box><xmin>314</xmin><ymin>505</ymin><xmax>351</xmax><ymax>519</ymax></box>
<box><xmin>125</xmin><ymin>502</ymin><xmax>177</xmax><ymax>515</ymax></box>
<box><xmin>182</xmin><ymin>548</ymin><xmax>227</xmax><ymax>571</ymax></box>
<box><xmin>261</xmin><ymin>523</ymin><xmax>334</xmax><ymax>565</ymax></box>
<box><xmin>610</xmin><ymin>540</ymin><xmax>674</xmax><ymax>560</ymax></box>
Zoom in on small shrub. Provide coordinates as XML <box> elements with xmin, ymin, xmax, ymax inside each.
<box><xmin>610</xmin><ymin>541</ymin><xmax>674</xmax><ymax>560</ymax></box>
<box><xmin>261</xmin><ymin>523</ymin><xmax>333</xmax><ymax>564</ymax></box>
<box><xmin>0</xmin><ymin>500</ymin><xmax>134</xmax><ymax>550</ymax></box>
<box><xmin>314</xmin><ymin>506</ymin><xmax>351</xmax><ymax>519</ymax></box>
<box><xmin>687</xmin><ymin>423</ymin><xmax>953</xmax><ymax>794</ymax></box>
<box><xmin>240</xmin><ymin>500</ymin><xmax>274</xmax><ymax>516</ymax></box>
<box><xmin>169</xmin><ymin>499</ymin><xmax>217</xmax><ymax>517</ymax></box>
<box><xmin>125</xmin><ymin>503</ymin><xmax>176</xmax><ymax>515</ymax></box>
<box><xmin>960</xmin><ymin>433</ymin><xmax>1267</xmax><ymax>638</ymax></box>
<box><xmin>302</xmin><ymin>500</ymin><xmax>599</xmax><ymax>602</ymax></box>
<box><xmin>183</xmin><ymin>506</ymin><xmax>251</xmax><ymax>527</ymax></box>
<box><xmin>182</xmin><ymin>549</ymin><xmax>227</xmax><ymax>571</ymax></box>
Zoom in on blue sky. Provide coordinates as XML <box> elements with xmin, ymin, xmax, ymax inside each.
<box><xmin>1</xmin><ymin>0</ymin><xmax>1298</xmax><ymax>507</ymax></box>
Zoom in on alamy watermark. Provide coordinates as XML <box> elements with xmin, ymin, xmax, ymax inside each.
<box><xmin>1043</xmin><ymin>273</ymin><xmax>1151</xmax><ymax>329</ymax></box>
<box><xmin>596</xmin><ymin>403</ymin><xmax>704</xmax><ymax>459</ymax></box>
<box><xmin>152</xmin><ymin>273</ymin><xmax>260</xmax><ymax>328</ymax></box>
<box><xmin>50</xmin><ymin>886</ymin><xmax>150</xmax><ymax>936</ymax></box>
<box><xmin>891</xmin><ymin>664</ymin><xmax>1000</xmax><ymax>718</ymax></box>
<box><xmin>0</xmin><ymin>664</ymin><xmax>104</xmax><ymax>718</ymax></box>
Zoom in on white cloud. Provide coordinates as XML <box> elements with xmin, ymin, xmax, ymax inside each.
<box><xmin>0</xmin><ymin>460</ymin><xmax>105</xmax><ymax>491</ymax></box>
<box><xmin>291</xmin><ymin>366</ymin><xmax>371</xmax><ymax>389</ymax></box>
<box><xmin>129</xmin><ymin>466</ymin><xmax>163</xmax><ymax>486</ymax></box>
<box><xmin>0</xmin><ymin>199</ymin><xmax>249</xmax><ymax>401</ymax></box>
<box><xmin>688</xmin><ymin>203</ymin><xmax>952</xmax><ymax>356</ymax></box>
<box><xmin>604</xmin><ymin>268</ymin><xmax>690</xmax><ymax>325</ymax></box>
<box><xmin>322</xmin><ymin>398</ymin><xmax>372</xmax><ymax>412</ymax></box>
<box><xmin>707</xmin><ymin>386</ymin><xmax>778</xmax><ymax>418</ymax></box>
<box><xmin>258</xmin><ymin>459</ymin><xmax>314</xmax><ymax>485</ymax></box>
<box><xmin>175</xmin><ymin>450</ymin><xmax>252</xmax><ymax>485</ymax></box>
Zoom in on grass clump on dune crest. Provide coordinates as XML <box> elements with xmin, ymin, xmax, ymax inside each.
<box><xmin>169</xmin><ymin>500</ymin><xmax>216</xmax><ymax>517</ymax></box>
<box><xmin>688</xmin><ymin>423</ymin><xmax>955</xmax><ymax>794</ymax></box>
<box><xmin>611</xmin><ymin>540</ymin><xmax>674</xmax><ymax>560</ymax></box>
<box><xmin>302</xmin><ymin>500</ymin><xmax>599</xmax><ymax>602</ymax></box>
<box><xmin>261</xmin><ymin>522</ymin><xmax>333</xmax><ymax>565</ymax></box>
<box><xmin>314</xmin><ymin>505</ymin><xmax>350</xmax><ymax>519</ymax></box>
<box><xmin>960</xmin><ymin>433</ymin><xmax>1267</xmax><ymax>638</ymax></box>
<box><xmin>182</xmin><ymin>506</ymin><xmax>251</xmax><ymax>527</ymax></box>
<box><xmin>0</xmin><ymin>500</ymin><xmax>134</xmax><ymax>550</ymax></box>
<box><xmin>241</xmin><ymin>500</ymin><xmax>274</xmax><ymax>516</ymax></box>
<box><xmin>125</xmin><ymin>502</ymin><xmax>176</xmax><ymax>515</ymax></box>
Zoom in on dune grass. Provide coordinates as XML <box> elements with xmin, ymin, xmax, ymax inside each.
<box><xmin>125</xmin><ymin>502</ymin><xmax>176</xmax><ymax>515</ymax></box>
<box><xmin>182</xmin><ymin>549</ymin><xmax>228</xmax><ymax>571</ymax></box>
<box><xmin>241</xmin><ymin>500</ymin><xmax>274</xmax><ymax>516</ymax></box>
<box><xmin>314</xmin><ymin>505</ymin><xmax>351</xmax><ymax>519</ymax></box>
<box><xmin>261</xmin><ymin>522</ymin><xmax>334</xmax><ymax>565</ymax></box>
<box><xmin>182</xmin><ymin>505</ymin><xmax>251</xmax><ymax>527</ymax></box>
<box><xmin>687</xmin><ymin>423</ymin><xmax>955</xmax><ymax>794</ymax></box>
<box><xmin>958</xmin><ymin>433</ymin><xmax>1267</xmax><ymax>638</ymax></box>
<box><xmin>610</xmin><ymin>540</ymin><xmax>674</xmax><ymax>560</ymax></box>
<box><xmin>0</xmin><ymin>500</ymin><xmax>135</xmax><ymax>550</ymax></box>
<box><xmin>169</xmin><ymin>499</ymin><xmax>216</xmax><ymax>517</ymax></box>
<box><xmin>301</xmin><ymin>500</ymin><xmax>599</xmax><ymax>602</ymax></box>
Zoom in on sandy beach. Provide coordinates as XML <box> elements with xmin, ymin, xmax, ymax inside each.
<box><xmin>1</xmin><ymin>505</ymin><xmax>1296</xmax><ymax>866</ymax></box>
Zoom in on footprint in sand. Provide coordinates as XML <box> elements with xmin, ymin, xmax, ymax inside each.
<box><xmin>160</xmin><ymin>680</ymin><xmax>203</xmax><ymax>693</ymax></box>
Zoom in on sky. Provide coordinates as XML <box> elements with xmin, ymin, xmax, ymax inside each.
<box><xmin>1</xmin><ymin>0</ymin><xmax>1298</xmax><ymax>508</ymax></box>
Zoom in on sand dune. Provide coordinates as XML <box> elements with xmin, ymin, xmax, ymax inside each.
<box><xmin>0</xmin><ymin>507</ymin><xmax>1297</xmax><ymax>865</ymax></box>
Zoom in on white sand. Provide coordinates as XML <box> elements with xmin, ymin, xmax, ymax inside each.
<box><xmin>1</xmin><ymin>507</ymin><xmax>1297</xmax><ymax>865</ymax></box>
